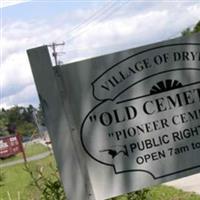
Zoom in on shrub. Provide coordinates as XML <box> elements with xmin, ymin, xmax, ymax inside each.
<box><xmin>24</xmin><ymin>163</ymin><xmax>66</xmax><ymax>200</ymax></box>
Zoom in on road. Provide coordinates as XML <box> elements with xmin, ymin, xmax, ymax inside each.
<box><xmin>0</xmin><ymin>151</ymin><xmax>51</xmax><ymax>168</ymax></box>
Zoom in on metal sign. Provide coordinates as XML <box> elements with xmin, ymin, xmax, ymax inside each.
<box><xmin>81</xmin><ymin>44</ymin><xmax>200</xmax><ymax>179</ymax></box>
<box><xmin>0</xmin><ymin>134</ymin><xmax>23</xmax><ymax>158</ymax></box>
<box><xmin>27</xmin><ymin>33</ymin><xmax>200</xmax><ymax>200</ymax></box>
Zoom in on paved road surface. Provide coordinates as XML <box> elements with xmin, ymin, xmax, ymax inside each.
<box><xmin>0</xmin><ymin>151</ymin><xmax>51</xmax><ymax>168</ymax></box>
<box><xmin>165</xmin><ymin>173</ymin><xmax>200</xmax><ymax>195</ymax></box>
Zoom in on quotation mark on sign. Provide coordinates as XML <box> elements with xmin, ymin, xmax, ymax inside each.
<box><xmin>89</xmin><ymin>115</ymin><xmax>97</xmax><ymax>122</ymax></box>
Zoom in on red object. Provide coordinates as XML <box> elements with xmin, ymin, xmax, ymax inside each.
<box><xmin>0</xmin><ymin>134</ymin><xmax>26</xmax><ymax>162</ymax></box>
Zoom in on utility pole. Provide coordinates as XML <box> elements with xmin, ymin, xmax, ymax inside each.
<box><xmin>48</xmin><ymin>42</ymin><xmax>65</xmax><ymax>66</ymax></box>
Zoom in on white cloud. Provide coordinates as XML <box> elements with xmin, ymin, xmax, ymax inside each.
<box><xmin>1</xmin><ymin>83</ymin><xmax>39</xmax><ymax>109</ymax></box>
<box><xmin>187</xmin><ymin>4</ymin><xmax>200</xmax><ymax>19</ymax></box>
<box><xmin>1</xmin><ymin>52</ymin><xmax>34</xmax><ymax>96</ymax></box>
<box><xmin>0</xmin><ymin>0</ymin><xmax>30</xmax><ymax>8</ymax></box>
<box><xmin>65</xmin><ymin>3</ymin><xmax>200</xmax><ymax>62</ymax></box>
<box><xmin>1</xmin><ymin>1</ymin><xmax>200</xmax><ymax>108</ymax></box>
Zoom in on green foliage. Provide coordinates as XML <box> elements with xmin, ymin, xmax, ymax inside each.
<box><xmin>24</xmin><ymin>162</ymin><xmax>66</xmax><ymax>200</ymax></box>
<box><xmin>182</xmin><ymin>27</ymin><xmax>192</xmax><ymax>36</ymax></box>
<box><xmin>17</xmin><ymin>121</ymin><xmax>37</xmax><ymax>136</ymax></box>
<box><xmin>0</xmin><ymin>109</ymin><xmax>9</xmax><ymax>136</ymax></box>
<box><xmin>41</xmin><ymin>178</ymin><xmax>66</xmax><ymax>200</ymax></box>
<box><xmin>149</xmin><ymin>185</ymin><xmax>200</xmax><ymax>200</ymax></box>
<box><xmin>110</xmin><ymin>186</ymin><xmax>200</xmax><ymax>200</ymax></box>
<box><xmin>127</xmin><ymin>189</ymin><xmax>150</xmax><ymax>200</ymax></box>
<box><xmin>193</xmin><ymin>21</ymin><xmax>200</xmax><ymax>33</ymax></box>
<box><xmin>182</xmin><ymin>20</ymin><xmax>200</xmax><ymax>36</ymax></box>
<box><xmin>0</xmin><ymin>156</ymin><xmax>55</xmax><ymax>200</ymax></box>
<box><xmin>0</xmin><ymin>105</ymin><xmax>38</xmax><ymax>136</ymax></box>
<box><xmin>0</xmin><ymin>170</ymin><xmax>6</xmax><ymax>186</ymax></box>
<box><xmin>110</xmin><ymin>189</ymin><xmax>151</xmax><ymax>200</ymax></box>
<box><xmin>1</xmin><ymin>155</ymin><xmax>200</xmax><ymax>200</ymax></box>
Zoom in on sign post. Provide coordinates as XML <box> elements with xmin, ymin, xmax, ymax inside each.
<box><xmin>16</xmin><ymin>133</ymin><xmax>27</xmax><ymax>163</ymax></box>
<box><xmin>0</xmin><ymin>133</ymin><xmax>26</xmax><ymax>163</ymax></box>
<box><xmin>27</xmin><ymin>47</ymin><xmax>96</xmax><ymax>200</ymax></box>
<box><xmin>27</xmin><ymin>33</ymin><xmax>200</xmax><ymax>200</ymax></box>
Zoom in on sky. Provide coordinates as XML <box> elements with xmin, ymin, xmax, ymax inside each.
<box><xmin>1</xmin><ymin>0</ymin><xmax>200</xmax><ymax>109</ymax></box>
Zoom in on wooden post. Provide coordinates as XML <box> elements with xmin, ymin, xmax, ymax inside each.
<box><xmin>16</xmin><ymin>133</ymin><xmax>27</xmax><ymax>163</ymax></box>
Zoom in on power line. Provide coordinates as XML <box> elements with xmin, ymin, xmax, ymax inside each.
<box><xmin>66</xmin><ymin>2</ymin><xmax>119</xmax><ymax>41</ymax></box>
<box><xmin>66</xmin><ymin>0</ymin><xmax>130</xmax><ymax>43</ymax></box>
<box><xmin>52</xmin><ymin>1</ymin><xmax>130</xmax><ymax>49</ymax></box>
<box><xmin>52</xmin><ymin>1</ymin><xmax>116</xmax><ymax>43</ymax></box>
<box><xmin>67</xmin><ymin>1</ymin><xmax>115</xmax><ymax>35</ymax></box>
<box><xmin>63</xmin><ymin>21</ymin><xmax>198</xmax><ymax>62</ymax></box>
<box><xmin>48</xmin><ymin>1</ymin><xmax>130</xmax><ymax>64</ymax></box>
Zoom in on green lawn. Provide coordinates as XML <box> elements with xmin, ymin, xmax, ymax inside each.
<box><xmin>0</xmin><ymin>143</ymin><xmax>49</xmax><ymax>164</ymax></box>
<box><xmin>1</xmin><ymin>154</ymin><xmax>200</xmax><ymax>200</ymax></box>
<box><xmin>111</xmin><ymin>185</ymin><xmax>200</xmax><ymax>200</ymax></box>
<box><xmin>0</xmin><ymin>155</ymin><xmax>56</xmax><ymax>200</ymax></box>
<box><xmin>149</xmin><ymin>185</ymin><xmax>200</xmax><ymax>200</ymax></box>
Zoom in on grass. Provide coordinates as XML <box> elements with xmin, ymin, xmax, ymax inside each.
<box><xmin>1</xmin><ymin>154</ymin><xmax>200</xmax><ymax>200</ymax></box>
<box><xmin>0</xmin><ymin>143</ymin><xmax>49</xmax><ymax>164</ymax></box>
<box><xmin>149</xmin><ymin>185</ymin><xmax>200</xmax><ymax>200</ymax></box>
<box><xmin>111</xmin><ymin>185</ymin><xmax>200</xmax><ymax>200</ymax></box>
<box><xmin>0</xmin><ymin>155</ymin><xmax>56</xmax><ymax>200</ymax></box>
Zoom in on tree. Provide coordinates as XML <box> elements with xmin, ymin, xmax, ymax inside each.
<box><xmin>21</xmin><ymin>105</ymin><xmax>35</xmax><ymax>123</ymax></box>
<box><xmin>193</xmin><ymin>21</ymin><xmax>200</xmax><ymax>32</ymax></box>
<box><xmin>37</xmin><ymin>104</ymin><xmax>46</xmax><ymax>126</ymax></box>
<box><xmin>182</xmin><ymin>20</ymin><xmax>200</xmax><ymax>36</ymax></box>
<box><xmin>0</xmin><ymin>110</ymin><xmax>9</xmax><ymax>136</ymax></box>
<box><xmin>2</xmin><ymin>106</ymin><xmax>38</xmax><ymax>136</ymax></box>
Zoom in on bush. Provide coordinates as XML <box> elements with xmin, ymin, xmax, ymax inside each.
<box><xmin>24</xmin><ymin>163</ymin><xmax>66</xmax><ymax>200</ymax></box>
<box><xmin>127</xmin><ymin>188</ymin><xmax>150</xmax><ymax>200</ymax></box>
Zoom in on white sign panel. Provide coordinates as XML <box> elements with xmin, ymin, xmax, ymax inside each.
<box><xmin>28</xmin><ymin>33</ymin><xmax>200</xmax><ymax>200</ymax></box>
<box><xmin>81</xmin><ymin>45</ymin><xmax>200</xmax><ymax>178</ymax></box>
